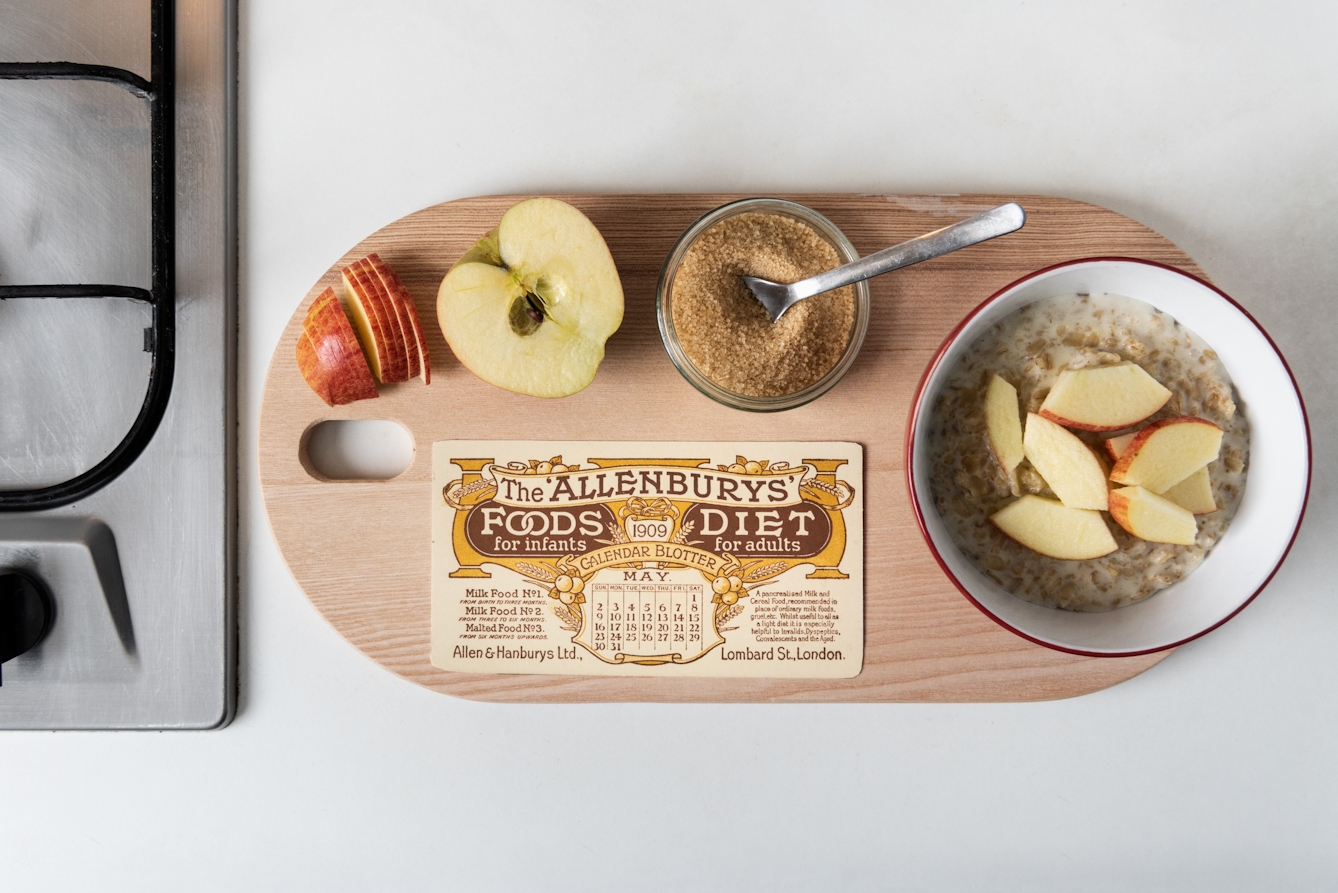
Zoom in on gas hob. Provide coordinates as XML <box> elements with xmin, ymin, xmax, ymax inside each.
<box><xmin>0</xmin><ymin>0</ymin><xmax>234</xmax><ymax>728</ymax></box>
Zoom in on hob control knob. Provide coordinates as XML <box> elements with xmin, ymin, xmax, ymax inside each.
<box><xmin>0</xmin><ymin>571</ymin><xmax>54</xmax><ymax>676</ymax></box>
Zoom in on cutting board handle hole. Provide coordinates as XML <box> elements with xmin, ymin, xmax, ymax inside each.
<box><xmin>303</xmin><ymin>420</ymin><xmax>414</xmax><ymax>481</ymax></box>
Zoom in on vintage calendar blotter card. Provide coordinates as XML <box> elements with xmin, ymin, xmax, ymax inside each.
<box><xmin>431</xmin><ymin>442</ymin><xmax>863</xmax><ymax>678</ymax></box>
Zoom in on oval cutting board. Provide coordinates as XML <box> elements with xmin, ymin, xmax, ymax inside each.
<box><xmin>260</xmin><ymin>193</ymin><xmax>1201</xmax><ymax>702</ymax></box>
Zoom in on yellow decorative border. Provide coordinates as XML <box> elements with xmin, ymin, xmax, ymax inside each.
<box><xmin>440</xmin><ymin>454</ymin><xmax>854</xmax><ymax>663</ymax></box>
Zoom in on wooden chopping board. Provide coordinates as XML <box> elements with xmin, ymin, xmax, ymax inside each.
<box><xmin>260</xmin><ymin>193</ymin><xmax>1200</xmax><ymax>702</ymax></box>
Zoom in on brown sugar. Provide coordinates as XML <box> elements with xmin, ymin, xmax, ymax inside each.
<box><xmin>670</xmin><ymin>212</ymin><xmax>857</xmax><ymax>397</ymax></box>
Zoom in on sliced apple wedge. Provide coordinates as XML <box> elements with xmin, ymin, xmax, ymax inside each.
<box><xmin>1108</xmin><ymin>486</ymin><xmax>1198</xmax><ymax>545</ymax></box>
<box><xmin>1160</xmin><ymin>465</ymin><xmax>1216</xmax><ymax>514</ymax></box>
<box><xmin>985</xmin><ymin>374</ymin><xmax>1024</xmax><ymax>490</ymax></box>
<box><xmin>366</xmin><ymin>253</ymin><xmax>430</xmax><ymax>385</ymax></box>
<box><xmin>343</xmin><ymin>261</ymin><xmax>409</xmax><ymax>383</ymax></box>
<box><xmin>1109</xmin><ymin>416</ymin><xmax>1224</xmax><ymax>493</ymax></box>
<box><xmin>1022</xmin><ymin>413</ymin><xmax>1110</xmax><ymax>511</ymax></box>
<box><xmin>296</xmin><ymin>287</ymin><xmax>378</xmax><ymax>406</ymax></box>
<box><xmin>990</xmin><ymin>496</ymin><xmax>1118</xmax><ymax>560</ymax></box>
<box><xmin>353</xmin><ymin>256</ymin><xmax>418</xmax><ymax>381</ymax></box>
<box><xmin>1038</xmin><ymin>363</ymin><xmax>1172</xmax><ymax>431</ymax></box>
<box><xmin>437</xmin><ymin>198</ymin><xmax>624</xmax><ymax>398</ymax></box>
<box><xmin>1103</xmin><ymin>432</ymin><xmax>1136</xmax><ymax>462</ymax></box>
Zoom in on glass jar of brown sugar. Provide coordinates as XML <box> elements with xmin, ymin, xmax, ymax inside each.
<box><xmin>656</xmin><ymin>198</ymin><xmax>871</xmax><ymax>412</ymax></box>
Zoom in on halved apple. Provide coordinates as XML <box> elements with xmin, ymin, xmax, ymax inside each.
<box><xmin>990</xmin><ymin>495</ymin><xmax>1118</xmax><ymax>560</ymax></box>
<box><xmin>366</xmin><ymin>253</ymin><xmax>430</xmax><ymax>384</ymax></box>
<box><xmin>437</xmin><ymin>198</ymin><xmax>624</xmax><ymax>398</ymax></box>
<box><xmin>1109</xmin><ymin>416</ymin><xmax>1224</xmax><ymax>493</ymax></box>
<box><xmin>985</xmin><ymin>374</ymin><xmax>1024</xmax><ymax>492</ymax></box>
<box><xmin>1108</xmin><ymin>486</ymin><xmax>1198</xmax><ymax>546</ymax></box>
<box><xmin>1038</xmin><ymin>363</ymin><xmax>1172</xmax><ymax>431</ymax></box>
<box><xmin>296</xmin><ymin>287</ymin><xmax>379</xmax><ymax>406</ymax></box>
<box><xmin>343</xmin><ymin>260</ymin><xmax>409</xmax><ymax>383</ymax></box>
<box><xmin>1160</xmin><ymin>465</ymin><xmax>1216</xmax><ymax>514</ymax></box>
<box><xmin>1022</xmin><ymin>413</ymin><xmax>1109</xmax><ymax>511</ymax></box>
<box><xmin>1103</xmin><ymin>432</ymin><xmax>1136</xmax><ymax>462</ymax></box>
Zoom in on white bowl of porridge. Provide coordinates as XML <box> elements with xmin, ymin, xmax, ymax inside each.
<box><xmin>907</xmin><ymin>258</ymin><xmax>1310</xmax><ymax>656</ymax></box>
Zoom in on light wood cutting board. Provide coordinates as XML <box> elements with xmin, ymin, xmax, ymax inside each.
<box><xmin>260</xmin><ymin>193</ymin><xmax>1200</xmax><ymax>702</ymax></box>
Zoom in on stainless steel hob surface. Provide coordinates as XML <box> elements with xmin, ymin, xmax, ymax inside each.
<box><xmin>0</xmin><ymin>0</ymin><xmax>235</xmax><ymax>728</ymax></box>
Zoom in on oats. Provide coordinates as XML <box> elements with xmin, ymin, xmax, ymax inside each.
<box><xmin>925</xmin><ymin>293</ymin><xmax>1249</xmax><ymax>612</ymax></box>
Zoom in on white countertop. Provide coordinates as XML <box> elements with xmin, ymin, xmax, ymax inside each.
<box><xmin>7</xmin><ymin>1</ymin><xmax>1338</xmax><ymax>888</ymax></box>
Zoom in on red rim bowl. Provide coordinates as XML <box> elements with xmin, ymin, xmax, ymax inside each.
<box><xmin>905</xmin><ymin>258</ymin><xmax>1311</xmax><ymax>657</ymax></box>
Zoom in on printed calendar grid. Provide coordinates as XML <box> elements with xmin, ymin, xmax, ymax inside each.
<box><xmin>588</xmin><ymin>582</ymin><xmax>707</xmax><ymax>660</ymax></box>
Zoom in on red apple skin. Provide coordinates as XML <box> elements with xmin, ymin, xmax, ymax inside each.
<box><xmin>1038</xmin><ymin>408</ymin><xmax>1147</xmax><ymax>434</ymax></box>
<box><xmin>1107</xmin><ymin>486</ymin><xmax>1197</xmax><ymax>545</ymax></box>
<box><xmin>1104</xmin><ymin>432</ymin><xmax>1136</xmax><ymax>462</ymax></box>
<box><xmin>353</xmin><ymin>256</ymin><xmax>418</xmax><ymax>381</ymax></box>
<box><xmin>341</xmin><ymin>268</ymin><xmax>395</xmax><ymax>382</ymax></box>
<box><xmin>1036</xmin><ymin>365</ymin><xmax>1172</xmax><ymax>432</ymax></box>
<box><xmin>297</xmin><ymin>333</ymin><xmax>342</xmax><ymax>406</ymax></box>
<box><xmin>343</xmin><ymin>263</ymin><xmax>410</xmax><ymax>383</ymax></box>
<box><xmin>1107</xmin><ymin>488</ymin><xmax>1137</xmax><ymax>535</ymax></box>
<box><xmin>355</xmin><ymin>260</ymin><xmax>412</xmax><ymax>381</ymax></box>
<box><xmin>1109</xmin><ymin>416</ymin><xmax>1223</xmax><ymax>482</ymax></box>
<box><xmin>297</xmin><ymin>288</ymin><xmax>379</xmax><ymax>406</ymax></box>
<box><xmin>367</xmin><ymin>253</ymin><xmax>430</xmax><ymax>385</ymax></box>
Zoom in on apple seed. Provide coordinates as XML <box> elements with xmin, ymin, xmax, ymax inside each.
<box><xmin>507</xmin><ymin>294</ymin><xmax>546</xmax><ymax>336</ymax></box>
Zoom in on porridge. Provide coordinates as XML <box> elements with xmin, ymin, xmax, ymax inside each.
<box><xmin>926</xmin><ymin>293</ymin><xmax>1249</xmax><ymax>612</ymax></box>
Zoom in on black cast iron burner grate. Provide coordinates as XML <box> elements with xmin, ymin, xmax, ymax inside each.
<box><xmin>0</xmin><ymin>0</ymin><xmax>175</xmax><ymax>511</ymax></box>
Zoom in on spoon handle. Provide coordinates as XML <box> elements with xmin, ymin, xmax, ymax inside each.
<box><xmin>791</xmin><ymin>202</ymin><xmax>1026</xmax><ymax>300</ymax></box>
